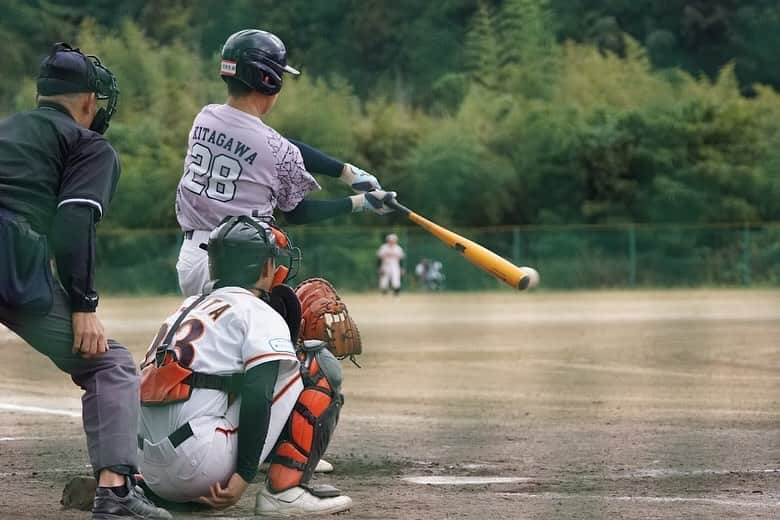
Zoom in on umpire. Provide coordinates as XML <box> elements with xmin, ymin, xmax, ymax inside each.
<box><xmin>0</xmin><ymin>43</ymin><xmax>170</xmax><ymax>519</ymax></box>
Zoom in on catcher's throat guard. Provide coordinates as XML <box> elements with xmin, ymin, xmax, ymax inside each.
<box><xmin>268</xmin><ymin>341</ymin><xmax>343</xmax><ymax>492</ymax></box>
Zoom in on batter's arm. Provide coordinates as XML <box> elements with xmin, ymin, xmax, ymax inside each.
<box><xmin>282</xmin><ymin>198</ymin><xmax>352</xmax><ymax>224</ymax></box>
<box><xmin>289</xmin><ymin>138</ymin><xmax>381</xmax><ymax>192</ymax></box>
<box><xmin>288</xmin><ymin>139</ymin><xmax>343</xmax><ymax>177</ymax></box>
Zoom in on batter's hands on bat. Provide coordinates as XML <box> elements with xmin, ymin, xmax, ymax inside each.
<box><xmin>341</xmin><ymin>163</ymin><xmax>382</xmax><ymax>192</ymax></box>
<box><xmin>72</xmin><ymin>312</ymin><xmax>108</xmax><ymax>358</ymax></box>
<box><xmin>197</xmin><ymin>473</ymin><xmax>249</xmax><ymax>509</ymax></box>
<box><xmin>351</xmin><ymin>190</ymin><xmax>397</xmax><ymax>215</ymax></box>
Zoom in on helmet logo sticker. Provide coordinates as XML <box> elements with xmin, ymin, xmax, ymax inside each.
<box><xmin>220</xmin><ymin>60</ymin><xmax>237</xmax><ymax>76</ymax></box>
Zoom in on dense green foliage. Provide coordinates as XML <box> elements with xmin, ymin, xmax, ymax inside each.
<box><xmin>1</xmin><ymin>0</ymin><xmax>779</xmax><ymax>234</ymax></box>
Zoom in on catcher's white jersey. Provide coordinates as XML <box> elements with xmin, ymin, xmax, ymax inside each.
<box><xmin>175</xmin><ymin>103</ymin><xmax>320</xmax><ymax>231</ymax></box>
<box><xmin>139</xmin><ymin>286</ymin><xmax>302</xmax><ymax>444</ymax></box>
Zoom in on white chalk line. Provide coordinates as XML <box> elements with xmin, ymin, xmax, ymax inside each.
<box><xmin>0</xmin><ymin>436</ymin><xmax>80</xmax><ymax>442</ymax></box>
<box><xmin>0</xmin><ymin>465</ymin><xmax>92</xmax><ymax>478</ymax></box>
<box><xmin>403</xmin><ymin>467</ymin><xmax>780</xmax><ymax>487</ymax></box>
<box><xmin>497</xmin><ymin>492</ymin><xmax>780</xmax><ymax>508</ymax></box>
<box><xmin>0</xmin><ymin>403</ymin><xmax>81</xmax><ymax>417</ymax></box>
<box><xmin>403</xmin><ymin>476</ymin><xmax>532</xmax><ymax>485</ymax></box>
<box><xmin>629</xmin><ymin>467</ymin><xmax>780</xmax><ymax>479</ymax></box>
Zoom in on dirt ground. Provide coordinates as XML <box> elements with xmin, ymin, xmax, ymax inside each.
<box><xmin>1</xmin><ymin>290</ymin><xmax>779</xmax><ymax>519</ymax></box>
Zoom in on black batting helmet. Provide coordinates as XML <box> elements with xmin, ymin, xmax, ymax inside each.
<box><xmin>208</xmin><ymin>216</ymin><xmax>300</xmax><ymax>289</ymax></box>
<box><xmin>220</xmin><ymin>29</ymin><xmax>300</xmax><ymax>95</ymax></box>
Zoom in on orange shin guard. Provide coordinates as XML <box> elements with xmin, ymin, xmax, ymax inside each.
<box><xmin>268</xmin><ymin>342</ymin><xmax>343</xmax><ymax>493</ymax></box>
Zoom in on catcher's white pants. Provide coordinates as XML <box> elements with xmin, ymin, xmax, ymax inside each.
<box><xmin>379</xmin><ymin>263</ymin><xmax>402</xmax><ymax>291</ymax></box>
<box><xmin>176</xmin><ymin>230</ymin><xmax>211</xmax><ymax>297</ymax></box>
<box><xmin>139</xmin><ymin>383</ymin><xmax>301</xmax><ymax>503</ymax></box>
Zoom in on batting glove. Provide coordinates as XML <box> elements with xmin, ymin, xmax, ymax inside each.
<box><xmin>351</xmin><ymin>190</ymin><xmax>397</xmax><ymax>215</ymax></box>
<box><xmin>341</xmin><ymin>163</ymin><xmax>382</xmax><ymax>193</ymax></box>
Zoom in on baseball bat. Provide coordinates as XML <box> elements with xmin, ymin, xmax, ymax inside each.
<box><xmin>385</xmin><ymin>198</ymin><xmax>536</xmax><ymax>291</ymax></box>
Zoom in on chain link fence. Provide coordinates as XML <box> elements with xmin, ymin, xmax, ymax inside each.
<box><xmin>94</xmin><ymin>223</ymin><xmax>780</xmax><ymax>294</ymax></box>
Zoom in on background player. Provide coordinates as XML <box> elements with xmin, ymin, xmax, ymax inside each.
<box><xmin>139</xmin><ymin>216</ymin><xmax>351</xmax><ymax>516</ymax></box>
<box><xmin>376</xmin><ymin>233</ymin><xmax>405</xmax><ymax>295</ymax></box>
<box><xmin>0</xmin><ymin>43</ymin><xmax>170</xmax><ymax>520</ymax></box>
<box><xmin>176</xmin><ymin>28</ymin><xmax>396</xmax><ymax>297</ymax></box>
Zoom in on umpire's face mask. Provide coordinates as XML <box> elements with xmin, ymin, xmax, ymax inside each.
<box><xmin>88</xmin><ymin>55</ymin><xmax>119</xmax><ymax>134</ymax></box>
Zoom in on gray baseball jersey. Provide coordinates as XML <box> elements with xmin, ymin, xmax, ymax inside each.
<box><xmin>176</xmin><ymin>104</ymin><xmax>320</xmax><ymax>231</ymax></box>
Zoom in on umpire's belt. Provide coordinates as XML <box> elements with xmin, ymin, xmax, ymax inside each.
<box><xmin>137</xmin><ymin>422</ymin><xmax>194</xmax><ymax>450</ymax></box>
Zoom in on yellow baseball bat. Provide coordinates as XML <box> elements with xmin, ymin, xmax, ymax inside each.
<box><xmin>385</xmin><ymin>198</ymin><xmax>538</xmax><ymax>291</ymax></box>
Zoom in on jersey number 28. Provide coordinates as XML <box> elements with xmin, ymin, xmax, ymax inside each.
<box><xmin>182</xmin><ymin>143</ymin><xmax>243</xmax><ymax>202</ymax></box>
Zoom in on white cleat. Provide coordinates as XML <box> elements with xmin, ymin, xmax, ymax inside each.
<box><xmin>315</xmin><ymin>458</ymin><xmax>334</xmax><ymax>473</ymax></box>
<box><xmin>255</xmin><ymin>485</ymin><xmax>352</xmax><ymax>517</ymax></box>
<box><xmin>259</xmin><ymin>458</ymin><xmax>334</xmax><ymax>474</ymax></box>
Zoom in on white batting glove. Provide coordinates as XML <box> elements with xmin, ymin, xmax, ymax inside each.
<box><xmin>351</xmin><ymin>190</ymin><xmax>397</xmax><ymax>215</ymax></box>
<box><xmin>341</xmin><ymin>163</ymin><xmax>382</xmax><ymax>193</ymax></box>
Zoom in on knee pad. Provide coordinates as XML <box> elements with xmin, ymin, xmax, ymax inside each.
<box><xmin>268</xmin><ymin>341</ymin><xmax>343</xmax><ymax>493</ymax></box>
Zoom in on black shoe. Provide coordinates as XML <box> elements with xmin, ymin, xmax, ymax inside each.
<box><xmin>92</xmin><ymin>479</ymin><xmax>172</xmax><ymax>519</ymax></box>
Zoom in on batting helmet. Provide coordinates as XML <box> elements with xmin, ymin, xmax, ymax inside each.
<box><xmin>208</xmin><ymin>216</ymin><xmax>301</xmax><ymax>289</ymax></box>
<box><xmin>220</xmin><ymin>29</ymin><xmax>300</xmax><ymax>95</ymax></box>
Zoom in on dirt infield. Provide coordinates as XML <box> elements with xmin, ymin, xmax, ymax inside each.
<box><xmin>1</xmin><ymin>290</ymin><xmax>779</xmax><ymax>519</ymax></box>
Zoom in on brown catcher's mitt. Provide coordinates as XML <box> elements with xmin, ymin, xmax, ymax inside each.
<box><xmin>295</xmin><ymin>277</ymin><xmax>362</xmax><ymax>362</ymax></box>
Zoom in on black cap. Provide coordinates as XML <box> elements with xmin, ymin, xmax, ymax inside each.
<box><xmin>37</xmin><ymin>43</ymin><xmax>95</xmax><ymax>96</ymax></box>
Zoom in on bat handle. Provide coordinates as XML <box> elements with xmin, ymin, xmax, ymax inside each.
<box><xmin>385</xmin><ymin>195</ymin><xmax>411</xmax><ymax>216</ymax></box>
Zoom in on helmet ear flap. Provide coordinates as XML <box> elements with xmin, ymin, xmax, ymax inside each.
<box><xmin>269</xmin><ymin>226</ymin><xmax>289</xmax><ymax>248</ymax></box>
<box><xmin>237</xmin><ymin>51</ymin><xmax>283</xmax><ymax>95</ymax></box>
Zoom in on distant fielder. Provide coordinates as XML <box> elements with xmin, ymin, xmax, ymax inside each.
<box><xmin>376</xmin><ymin>233</ymin><xmax>405</xmax><ymax>295</ymax></box>
<box><xmin>175</xmin><ymin>28</ymin><xmax>395</xmax><ymax>297</ymax></box>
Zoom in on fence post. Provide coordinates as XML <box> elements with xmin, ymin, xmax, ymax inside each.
<box><xmin>743</xmin><ymin>224</ymin><xmax>751</xmax><ymax>287</ymax></box>
<box><xmin>512</xmin><ymin>227</ymin><xmax>521</xmax><ymax>264</ymax></box>
<box><xmin>628</xmin><ymin>225</ymin><xmax>637</xmax><ymax>287</ymax></box>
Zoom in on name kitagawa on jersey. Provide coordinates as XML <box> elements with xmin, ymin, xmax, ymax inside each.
<box><xmin>191</xmin><ymin>126</ymin><xmax>257</xmax><ymax>165</ymax></box>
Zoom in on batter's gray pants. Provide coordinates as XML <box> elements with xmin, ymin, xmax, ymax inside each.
<box><xmin>0</xmin><ymin>282</ymin><xmax>140</xmax><ymax>476</ymax></box>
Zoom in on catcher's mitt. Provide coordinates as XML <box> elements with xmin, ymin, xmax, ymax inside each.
<box><xmin>295</xmin><ymin>277</ymin><xmax>362</xmax><ymax>363</ymax></box>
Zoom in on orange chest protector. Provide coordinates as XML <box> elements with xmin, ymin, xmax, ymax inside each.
<box><xmin>140</xmin><ymin>295</ymin><xmax>241</xmax><ymax>406</ymax></box>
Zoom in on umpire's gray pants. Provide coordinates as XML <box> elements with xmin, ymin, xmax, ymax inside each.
<box><xmin>0</xmin><ymin>282</ymin><xmax>140</xmax><ymax>475</ymax></box>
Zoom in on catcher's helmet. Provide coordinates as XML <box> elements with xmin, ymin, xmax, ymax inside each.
<box><xmin>208</xmin><ymin>216</ymin><xmax>300</xmax><ymax>289</ymax></box>
<box><xmin>220</xmin><ymin>29</ymin><xmax>300</xmax><ymax>95</ymax></box>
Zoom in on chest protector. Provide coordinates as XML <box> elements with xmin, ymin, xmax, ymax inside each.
<box><xmin>140</xmin><ymin>295</ymin><xmax>242</xmax><ymax>406</ymax></box>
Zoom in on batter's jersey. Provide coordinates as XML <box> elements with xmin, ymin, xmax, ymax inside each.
<box><xmin>377</xmin><ymin>243</ymin><xmax>405</xmax><ymax>270</ymax></box>
<box><xmin>175</xmin><ymin>104</ymin><xmax>320</xmax><ymax>231</ymax></box>
<box><xmin>139</xmin><ymin>286</ymin><xmax>301</xmax><ymax>442</ymax></box>
<box><xmin>0</xmin><ymin>103</ymin><xmax>120</xmax><ymax>234</ymax></box>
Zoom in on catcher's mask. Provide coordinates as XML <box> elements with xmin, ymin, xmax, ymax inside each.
<box><xmin>208</xmin><ymin>215</ymin><xmax>301</xmax><ymax>289</ymax></box>
<box><xmin>37</xmin><ymin>42</ymin><xmax>119</xmax><ymax>134</ymax></box>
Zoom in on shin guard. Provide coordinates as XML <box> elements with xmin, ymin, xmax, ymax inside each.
<box><xmin>268</xmin><ymin>341</ymin><xmax>343</xmax><ymax>492</ymax></box>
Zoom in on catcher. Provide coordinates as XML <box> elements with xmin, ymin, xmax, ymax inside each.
<box><xmin>137</xmin><ymin>216</ymin><xmax>360</xmax><ymax>516</ymax></box>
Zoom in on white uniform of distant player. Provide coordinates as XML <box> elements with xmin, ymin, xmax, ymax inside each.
<box><xmin>175</xmin><ymin>104</ymin><xmax>319</xmax><ymax>296</ymax></box>
<box><xmin>138</xmin><ymin>287</ymin><xmax>303</xmax><ymax>502</ymax></box>
<box><xmin>376</xmin><ymin>234</ymin><xmax>405</xmax><ymax>293</ymax></box>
